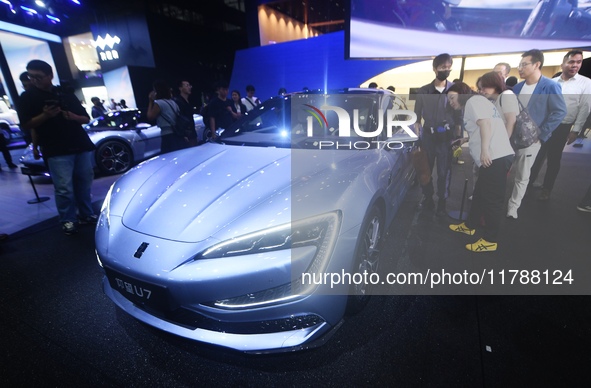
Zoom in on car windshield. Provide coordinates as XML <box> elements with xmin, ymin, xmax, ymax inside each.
<box><xmin>87</xmin><ymin>111</ymin><xmax>138</xmax><ymax>130</ymax></box>
<box><xmin>218</xmin><ymin>92</ymin><xmax>416</xmax><ymax>149</ymax></box>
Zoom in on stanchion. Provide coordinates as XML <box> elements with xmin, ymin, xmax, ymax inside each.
<box><xmin>21</xmin><ymin>167</ymin><xmax>50</xmax><ymax>204</ymax></box>
<box><xmin>448</xmin><ymin>178</ymin><xmax>468</xmax><ymax>221</ymax></box>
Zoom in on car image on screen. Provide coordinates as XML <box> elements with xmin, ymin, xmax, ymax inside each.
<box><xmin>95</xmin><ymin>88</ymin><xmax>417</xmax><ymax>353</ymax></box>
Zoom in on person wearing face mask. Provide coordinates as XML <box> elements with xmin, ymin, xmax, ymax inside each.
<box><xmin>413</xmin><ymin>53</ymin><xmax>461</xmax><ymax>216</ymax></box>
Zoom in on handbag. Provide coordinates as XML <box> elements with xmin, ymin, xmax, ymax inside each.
<box><xmin>504</xmin><ymin>96</ymin><xmax>539</xmax><ymax>149</ymax></box>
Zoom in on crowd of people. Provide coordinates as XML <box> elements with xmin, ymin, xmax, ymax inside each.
<box><xmin>4</xmin><ymin>59</ymin><xmax>265</xmax><ymax>236</ymax></box>
<box><xmin>90</xmin><ymin>97</ymin><xmax>129</xmax><ymax>118</ymax></box>
<box><xmin>6</xmin><ymin>50</ymin><xmax>591</xmax><ymax>242</ymax></box>
<box><xmin>413</xmin><ymin>49</ymin><xmax>590</xmax><ymax>253</ymax></box>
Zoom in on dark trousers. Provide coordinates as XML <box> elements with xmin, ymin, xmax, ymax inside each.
<box><xmin>466</xmin><ymin>155</ymin><xmax>513</xmax><ymax>242</ymax></box>
<box><xmin>529</xmin><ymin>123</ymin><xmax>572</xmax><ymax>192</ymax></box>
<box><xmin>420</xmin><ymin>133</ymin><xmax>452</xmax><ymax>200</ymax></box>
<box><xmin>161</xmin><ymin>132</ymin><xmax>189</xmax><ymax>154</ymax></box>
<box><xmin>0</xmin><ymin>135</ymin><xmax>13</xmax><ymax>166</ymax></box>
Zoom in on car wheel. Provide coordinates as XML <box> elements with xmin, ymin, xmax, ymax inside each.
<box><xmin>202</xmin><ymin>128</ymin><xmax>212</xmax><ymax>143</ymax></box>
<box><xmin>96</xmin><ymin>140</ymin><xmax>132</xmax><ymax>175</ymax></box>
<box><xmin>345</xmin><ymin>205</ymin><xmax>384</xmax><ymax>315</ymax></box>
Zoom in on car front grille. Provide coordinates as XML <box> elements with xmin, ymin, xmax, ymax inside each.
<box><xmin>137</xmin><ymin>303</ymin><xmax>325</xmax><ymax>334</ymax></box>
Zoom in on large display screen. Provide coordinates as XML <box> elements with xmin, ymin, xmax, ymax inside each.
<box><xmin>348</xmin><ymin>0</ymin><xmax>591</xmax><ymax>59</ymax></box>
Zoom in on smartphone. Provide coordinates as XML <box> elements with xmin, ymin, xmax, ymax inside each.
<box><xmin>45</xmin><ymin>99</ymin><xmax>59</xmax><ymax>107</ymax></box>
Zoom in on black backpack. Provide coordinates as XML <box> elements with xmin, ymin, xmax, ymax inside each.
<box><xmin>175</xmin><ymin>113</ymin><xmax>194</xmax><ymax>137</ymax></box>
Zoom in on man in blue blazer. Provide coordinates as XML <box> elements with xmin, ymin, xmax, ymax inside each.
<box><xmin>506</xmin><ymin>49</ymin><xmax>566</xmax><ymax>219</ymax></box>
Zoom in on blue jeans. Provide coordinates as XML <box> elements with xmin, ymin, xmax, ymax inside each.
<box><xmin>47</xmin><ymin>151</ymin><xmax>95</xmax><ymax>223</ymax></box>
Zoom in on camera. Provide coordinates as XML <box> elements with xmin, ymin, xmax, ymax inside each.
<box><xmin>54</xmin><ymin>85</ymin><xmax>69</xmax><ymax>111</ymax></box>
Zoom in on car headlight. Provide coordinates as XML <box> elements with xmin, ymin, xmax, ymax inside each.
<box><xmin>198</xmin><ymin>211</ymin><xmax>341</xmax><ymax>264</ymax></box>
<box><xmin>200</xmin><ymin>211</ymin><xmax>342</xmax><ymax>310</ymax></box>
<box><xmin>99</xmin><ymin>183</ymin><xmax>114</xmax><ymax>228</ymax></box>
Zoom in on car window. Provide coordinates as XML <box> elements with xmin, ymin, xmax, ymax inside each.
<box><xmin>220</xmin><ymin>98</ymin><xmax>292</xmax><ymax>147</ymax></box>
<box><xmin>87</xmin><ymin>111</ymin><xmax>139</xmax><ymax>129</ymax></box>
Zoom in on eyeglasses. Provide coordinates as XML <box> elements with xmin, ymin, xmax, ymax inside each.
<box><xmin>27</xmin><ymin>73</ymin><xmax>47</xmax><ymax>81</ymax></box>
<box><xmin>517</xmin><ymin>62</ymin><xmax>532</xmax><ymax>69</ymax></box>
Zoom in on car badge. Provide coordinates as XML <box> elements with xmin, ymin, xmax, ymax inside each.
<box><xmin>134</xmin><ymin>242</ymin><xmax>149</xmax><ymax>258</ymax></box>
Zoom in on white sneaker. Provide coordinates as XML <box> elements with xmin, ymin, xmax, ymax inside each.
<box><xmin>62</xmin><ymin>221</ymin><xmax>78</xmax><ymax>235</ymax></box>
<box><xmin>506</xmin><ymin>209</ymin><xmax>518</xmax><ymax>220</ymax></box>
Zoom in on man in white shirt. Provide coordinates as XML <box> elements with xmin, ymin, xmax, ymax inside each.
<box><xmin>241</xmin><ymin>84</ymin><xmax>261</xmax><ymax>112</ymax></box>
<box><xmin>530</xmin><ymin>50</ymin><xmax>591</xmax><ymax>200</ymax></box>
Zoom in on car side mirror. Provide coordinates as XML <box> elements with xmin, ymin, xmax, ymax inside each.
<box><xmin>135</xmin><ymin>123</ymin><xmax>151</xmax><ymax>132</ymax></box>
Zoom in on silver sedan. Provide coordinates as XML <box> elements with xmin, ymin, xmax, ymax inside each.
<box><xmin>95</xmin><ymin>89</ymin><xmax>417</xmax><ymax>353</ymax></box>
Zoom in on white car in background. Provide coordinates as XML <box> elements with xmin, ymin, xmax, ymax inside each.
<box><xmin>0</xmin><ymin>100</ymin><xmax>24</xmax><ymax>146</ymax></box>
<box><xmin>19</xmin><ymin>109</ymin><xmax>207</xmax><ymax>175</ymax></box>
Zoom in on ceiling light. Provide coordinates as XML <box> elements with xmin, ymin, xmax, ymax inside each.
<box><xmin>46</xmin><ymin>14</ymin><xmax>61</xmax><ymax>23</ymax></box>
<box><xmin>0</xmin><ymin>0</ymin><xmax>15</xmax><ymax>13</ymax></box>
<box><xmin>20</xmin><ymin>6</ymin><xmax>38</xmax><ymax>15</ymax></box>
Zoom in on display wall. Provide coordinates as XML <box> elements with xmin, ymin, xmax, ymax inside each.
<box><xmin>102</xmin><ymin>66</ymin><xmax>137</xmax><ymax>110</ymax></box>
<box><xmin>0</xmin><ymin>30</ymin><xmax>60</xmax><ymax>104</ymax></box>
<box><xmin>230</xmin><ymin>31</ymin><xmax>417</xmax><ymax>101</ymax></box>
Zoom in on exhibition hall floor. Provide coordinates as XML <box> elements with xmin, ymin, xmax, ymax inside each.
<box><xmin>1</xmin><ymin>144</ymin><xmax>591</xmax><ymax>386</ymax></box>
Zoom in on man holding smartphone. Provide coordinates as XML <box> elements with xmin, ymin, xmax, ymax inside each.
<box><xmin>18</xmin><ymin>60</ymin><xmax>96</xmax><ymax>236</ymax></box>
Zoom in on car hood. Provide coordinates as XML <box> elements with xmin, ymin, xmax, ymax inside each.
<box><xmin>119</xmin><ymin>144</ymin><xmax>361</xmax><ymax>243</ymax></box>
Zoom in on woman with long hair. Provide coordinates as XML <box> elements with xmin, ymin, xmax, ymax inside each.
<box><xmin>229</xmin><ymin>89</ymin><xmax>247</xmax><ymax>122</ymax></box>
<box><xmin>447</xmin><ymin>82</ymin><xmax>514</xmax><ymax>252</ymax></box>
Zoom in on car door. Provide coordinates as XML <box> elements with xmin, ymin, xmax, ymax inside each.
<box><xmin>380</xmin><ymin>94</ymin><xmax>417</xmax><ymax>217</ymax></box>
<box><xmin>125</xmin><ymin>111</ymin><xmax>162</xmax><ymax>158</ymax></box>
<box><xmin>134</xmin><ymin>123</ymin><xmax>162</xmax><ymax>158</ymax></box>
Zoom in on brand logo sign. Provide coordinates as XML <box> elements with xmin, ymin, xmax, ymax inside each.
<box><xmin>302</xmin><ymin>102</ymin><xmax>418</xmax><ymax>150</ymax></box>
<box><xmin>92</xmin><ymin>34</ymin><xmax>121</xmax><ymax>62</ymax></box>
<box><xmin>134</xmin><ymin>242</ymin><xmax>149</xmax><ymax>258</ymax></box>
